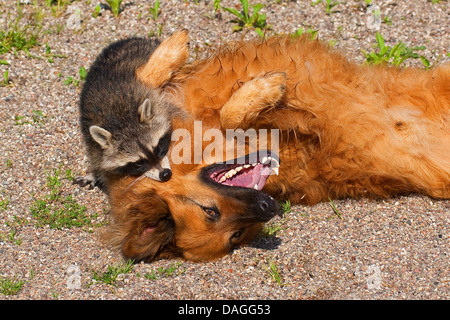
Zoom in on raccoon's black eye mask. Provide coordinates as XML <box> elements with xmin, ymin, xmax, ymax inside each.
<box><xmin>154</xmin><ymin>131</ymin><xmax>171</xmax><ymax>159</ymax></box>
<box><xmin>115</xmin><ymin>159</ymin><xmax>150</xmax><ymax>176</ymax></box>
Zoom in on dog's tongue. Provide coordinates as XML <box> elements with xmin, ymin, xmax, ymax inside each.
<box><xmin>221</xmin><ymin>164</ymin><xmax>272</xmax><ymax>190</ymax></box>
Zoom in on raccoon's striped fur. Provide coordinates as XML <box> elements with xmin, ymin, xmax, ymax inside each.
<box><xmin>76</xmin><ymin>32</ymin><xmax>189</xmax><ymax>191</ymax></box>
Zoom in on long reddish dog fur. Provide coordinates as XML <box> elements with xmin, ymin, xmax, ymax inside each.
<box><xmin>105</xmin><ymin>32</ymin><xmax>450</xmax><ymax>262</ymax></box>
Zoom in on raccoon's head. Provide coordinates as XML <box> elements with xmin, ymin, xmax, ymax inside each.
<box><xmin>89</xmin><ymin>98</ymin><xmax>173</xmax><ymax>182</ymax></box>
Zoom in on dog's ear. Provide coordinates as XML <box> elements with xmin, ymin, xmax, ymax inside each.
<box><xmin>136</xmin><ymin>29</ymin><xmax>189</xmax><ymax>88</ymax></box>
<box><xmin>118</xmin><ymin>194</ymin><xmax>180</xmax><ymax>262</ymax></box>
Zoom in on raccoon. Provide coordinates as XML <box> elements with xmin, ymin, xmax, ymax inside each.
<box><xmin>75</xmin><ymin>31</ymin><xmax>189</xmax><ymax>191</ymax></box>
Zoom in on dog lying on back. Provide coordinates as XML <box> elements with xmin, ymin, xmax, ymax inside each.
<box><xmin>75</xmin><ymin>31</ymin><xmax>188</xmax><ymax>191</ymax></box>
<box><xmin>105</xmin><ymin>34</ymin><xmax>450</xmax><ymax>262</ymax></box>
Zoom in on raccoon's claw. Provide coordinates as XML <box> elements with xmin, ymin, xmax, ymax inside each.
<box><xmin>73</xmin><ymin>174</ymin><xmax>98</xmax><ymax>190</ymax></box>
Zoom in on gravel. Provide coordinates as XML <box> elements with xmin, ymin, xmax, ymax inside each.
<box><xmin>0</xmin><ymin>0</ymin><xmax>448</xmax><ymax>300</ymax></box>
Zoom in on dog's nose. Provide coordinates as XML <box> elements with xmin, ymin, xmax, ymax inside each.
<box><xmin>259</xmin><ymin>200</ymin><xmax>269</xmax><ymax>212</ymax></box>
<box><xmin>159</xmin><ymin>169</ymin><xmax>172</xmax><ymax>182</ymax></box>
<box><xmin>255</xmin><ymin>195</ymin><xmax>279</xmax><ymax>222</ymax></box>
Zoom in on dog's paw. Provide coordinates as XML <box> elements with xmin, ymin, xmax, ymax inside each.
<box><xmin>136</xmin><ymin>29</ymin><xmax>190</xmax><ymax>88</ymax></box>
<box><xmin>257</xmin><ymin>72</ymin><xmax>287</xmax><ymax>105</ymax></box>
<box><xmin>220</xmin><ymin>72</ymin><xmax>287</xmax><ymax>129</ymax></box>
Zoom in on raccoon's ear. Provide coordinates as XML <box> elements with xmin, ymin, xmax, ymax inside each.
<box><xmin>89</xmin><ymin>125</ymin><xmax>112</xmax><ymax>149</ymax></box>
<box><xmin>136</xmin><ymin>29</ymin><xmax>189</xmax><ymax>88</ymax></box>
<box><xmin>138</xmin><ymin>99</ymin><xmax>153</xmax><ymax>122</ymax></box>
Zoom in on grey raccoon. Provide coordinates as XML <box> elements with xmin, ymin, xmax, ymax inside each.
<box><xmin>75</xmin><ymin>31</ymin><xmax>189</xmax><ymax>190</ymax></box>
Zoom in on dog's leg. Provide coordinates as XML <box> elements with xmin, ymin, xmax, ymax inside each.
<box><xmin>220</xmin><ymin>72</ymin><xmax>286</xmax><ymax>129</ymax></box>
<box><xmin>136</xmin><ymin>30</ymin><xmax>190</xmax><ymax>88</ymax></box>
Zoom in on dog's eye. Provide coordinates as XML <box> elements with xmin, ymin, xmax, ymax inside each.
<box><xmin>202</xmin><ymin>207</ymin><xmax>219</xmax><ymax>220</ymax></box>
<box><xmin>230</xmin><ymin>229</ymin><xmax>244</xmax><ymax>243</ymax></box>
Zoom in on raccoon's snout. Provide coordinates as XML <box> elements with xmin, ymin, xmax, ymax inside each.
<box><xmin>159</xmin><ymin>169</ymin><xmax>172</xmax><ymax>182</ymax></box>
<box><xmin>144</xmin><ymin>156</ymin><xmax>172</xmax><ymax>182</ymax></box>
<box><xmin>144</xmin><ymin>168</ymin><xmax>172</xmax><ymax>182</ymax></box>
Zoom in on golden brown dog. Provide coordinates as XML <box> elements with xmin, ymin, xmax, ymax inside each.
<box><xmin>105</xmin><ymin>33</ymin><xmax>450</xmax><ymax>262</ymax></box>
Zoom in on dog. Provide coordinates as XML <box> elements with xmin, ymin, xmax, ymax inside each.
<box><xmin>105</xmin><ymin>147</ymin><xmax>281</xmax><ymax>262</ymax></box>
<box><xmin>105</xmin><ymin>34</ymin><xmax>450</xmax><ymax>262</ymax></box>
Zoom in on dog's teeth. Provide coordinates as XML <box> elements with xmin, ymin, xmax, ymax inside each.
<box><xmin>244</xmin><ymin>164</ymin><xmax>250</xmax><ymax>168</ymax></box>
<box><xmin>261</xmin><ymin>156</ymin><xmax>272</xmax><ymax>165</ymax></box>
<box><xmin>227</xmin><ymin>169</ymin><xmax>237</xmax><ymax>177</ymax></box>
<box><xmin>254</xmin><ymin>184</ymin><xmax>258</xmax><ymax>190</ymax></box>
<box><xmin>271</xmin><ymin>167</ymin><xmax>279</xmax><ymax>175</ymax></box>
<box><xmin>221</xmin><ymin>168</ymin><xmax>239</xmax><ymax>181</ymax></box>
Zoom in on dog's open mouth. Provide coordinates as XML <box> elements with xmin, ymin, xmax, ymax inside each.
<box><xmin>205</xmin><ymin>152</ymin><xmax>280</xmax><ymax>190</ymax></box>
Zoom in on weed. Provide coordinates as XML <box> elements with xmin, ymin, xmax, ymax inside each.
<box><xmin>92</xmin><ymin>4</ymin><xmax>101</xmax><ymax>18</ymax></box>
<box><xmin>262</xmin><ymin>200</ymin><xmax>290</xmax><ymax>236</ymax></box>
<box><xmin>0</xmin><ymin>3</ymin><xmax>39</xmax><ymax>55</ymax></box>
<box><xmin>51</xmin><ymin>290</ymin><xmax>59</xmax><ymax>299</ymax></box>
<box><xmin>0</xmin><ymin>195</ymin><xmax>9</xmax><ymax>211</ymax></box>
<box><xmin>44</xmin><ymin>44</ymin><xmax>68</xmax><ymax>63</ymax></box>
<box><xmin>14</xmin><ymin>115</ymin><xmax>30</xmax><ymax>125</ymax></box>
<box><xmin>328</xmin><ymin>198</ymin><xmax>343</xmax><ymax>220</ymax></box>
<box><xmin>1</xmin><ymin>209</ymin><xmax>27</xmax><ymax>246</ymax></box>
<box><xmin>149</xmin><ymin>0</ymin><xmax>160</xmax><ymax>20</ymax></box>
<box><xmin>4</xmin><ymin>228</ymin><xmax>22</xmax><ymax>245</ymax></box>
<box><xmin>148</xmin><ymin>23</ymin><xmax>164</xmax><ymax>38</ymax></box>
<box><xmin>280</xmin><ymin>200</ymin><xmax>291</xmax><ymax>214</ymax></box>
<box><xmin>311</xmin><ymin>0</ymin><xmax>339</xmax><ymax>15</ymax></box>
<box><xmin>1</xmin><ymin>70</ymin><xmax>10</xmax><ymax>87</ymax></box>
<box><xmin>13</xmin><ymin>110</ymin><xmax>47</xmax><ymax>126</ymax></box>
<box><xmin>64</xmin><ymin>169</ymin><xmax>76</xmax><ymax>181</ymax></box>
<box><xmin>143</xmin><ymin>262</ymin><xmax>185</xmax><ymax>280</ymax></box>
<box><xmin>263</xmin><ymin>217</ymin><xmax>288</xmax><ymax>237</ymax></box>
<box><xmin>106</xmin><ymin>0</ymin><xmax>123</xmax><ymax>17</ymax></box>
<box><xmin>30</xmin><ymin>168</ymin><xmax>99</xmax><ymax>230</ymax></box>
<box><xmin>290</xmin><ymin>27</ymin><xmax>318</xmax><ymax>40</ymax></box>
<box><xmin>324</xmin><ymin>0</ymin><xmax>339</xmax><ymax>15</ymax></box>
<box><xmin>31</xmin><ymin>110</ymin><xmax>47</xmax><ymax>126</ymax></box>
<box><xmin>222</xmin><ymin>0</ymin><xmax>268</xmax><ymax>36</ymax></box>
<box><xmin>45</xmin><ymin>0</ymin><xmax>71</xmax><ymax>17</ymax></box>
<box><xmin>0</xmin><ymin>276</ymin><xmax>25</xmax><ymax>295</ymax></box>
<box><xmin>0</xmin><ymin>215</ymin><xmax>28</xmax><ymax>245</ymax></box>
<box><xmin>5</xmin><ymin>158</ymin><xmax>13</xmax><ymax>168</ymax></box>
<box><xmin>31</xmin><ymin>194</ymin><xmax>95</xmax><ymax>229</ymax></box>
<box><xmin>213</xmin><ymin>0</ymin><xmax>222</xmax><ymax>13</ymax></box>
<box><xmin>383</xmin><ymin>16</ymin><xmax>392</xmax><ymax>25</ymax></box>
<box><xmin>265</xmin><ymin>260</ymin><xmax>287</xmax><ymax>286</ymax></box>
<box><xmin>362</xmin><ymin>32</ymin><xmax>430</xmax><ymax>68</ymax></box>
<box><xmin>79</xmin><ymin>66</ymin><xmax>87</xmax><ymax>80</ymax></box>
<box><xmin>91</xmin><ymin>260</ymin><xmax>134</xmax><ymax>286</ymax></box>
<box><xmin>64</xmin><ymin>66</ymin><xmax>87</xmax><ymax>87</ymax></box>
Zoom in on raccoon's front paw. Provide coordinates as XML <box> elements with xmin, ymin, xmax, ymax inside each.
<box><xmin>73</xmin><ymin>174</ymin><xmax>98</xmax><ymax>190</ymax></box>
